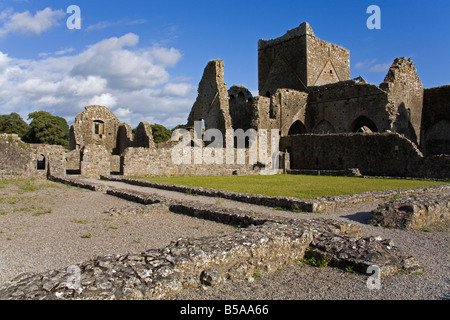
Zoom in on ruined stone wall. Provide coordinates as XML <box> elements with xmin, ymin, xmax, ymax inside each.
<box><xmin>281</xmin><ymin>132</ymin><xmax>449</xmax><ymax>179</ymax></box>
<box><xmin>70</xmin><ymin>105</ymin><xmax>122</xmax><ymax>154</ymax></box>
<box><xmin>306</xmin><ymin>32</ymin><xmax>350</xmax><ymax>86</ymax></box>
<box><xmin>80</xmin><ymin>144</ymin><xmax>110</xmax><ymax>179</ymax></box>
<box><xmin>187</xmin><ymin>60</ymin><xmax>232</xmax><ymax>139</ymax></box>
<box><xmin>421</xmin><ymin>85</ymin><xmax>450</xmax><ymax>155</ymax></box>
<box><xmin>66</xmin><ymin>150</ymin><xmax>81</xmax><ymax>173</ymax></box>
<box><xmin>258</xmin><ymin>22</ymin><xmax>350</xmax><ymax>96</ymax></box>
<box><xmin>251</xmin><ymin>89</ymin><xmax>309</xmax><ymax>137</ymax></box>
<box><xmin>116</xmin><ymin>123</ymin><xmax>133</xmax><ymax>156</ymax></box>
<box><xmin>0</xmin><ymin>134</ymin><xmax>66</xmax><ymax>178</ymax></box>
<box><xmin>258</xmin><ymin>25</ymin><xmax>308</xmax><ymax>96</ymax></box>
<box><xmin>369</xmin><ymin>193</ymin><xmax>450</xmax><ymax>230</ymax></box>
<box><xmin>120</xmin><ymin>147</ymin><xmax>262</xmax><ymax>177</ymax></box>
<box><xmin>228</xmin><ymin>85</ymin><xmax>254</xmax><ymax>131</ymax></box>
<box><xmin>133</xmin><ymin>121</ymin><xmax>155</xmax><ymax>149</ymax></box>
<box><xmin>306</xmin><ymin>79</ymin><xmax>391</xmax><ymax>134</ymax></box>
<box><xmin>379</xmin><ymin>58</ymin><xmax>424</xmax><ymax>145</ymax></box>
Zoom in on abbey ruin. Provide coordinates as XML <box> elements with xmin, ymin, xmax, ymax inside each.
<box><xmin>1</xmin><ymin>22</ymin><xmax>449</xmax><ymax>302</ymax></box>
<box><xmin>1</xmin><ymin>22</ymin><xmax>449</xmax><ymax>179</ymax></box>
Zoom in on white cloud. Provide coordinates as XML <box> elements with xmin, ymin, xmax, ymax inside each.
<box><xmin>0</xmin><ymin>7</ymin><xmax>65</xmax><ymax>36</ymax></box>
<box><xmin>88</xmin><ymin>93</ymin><xmax>118</xmax><ymax>108</ymax></box>
<box><xmin>85</xmin><ymin>18</ymin><xmax>148</xmax><ymax>32</ymax></box>
<box><xmin>70</xmin><ymin>33</ymin><xmax>180</xmax><ymax>90</ymax></box>
<box><xmin>354</xmin><ymin>58</ymin><xmax>392</xmax><ymax>73</ymax></box>
<box><xmin>354</xmin><ymin>58</ymin><xmax>378</xmax><ymax>70</ymax></box>
<box><xmin>162</xmin><ymin>83</ymin><xmax>195</xmax><ymax>97</ymax></box>
<box><xmin>0</xmin><ymin>33</ymin><xmax>195</xmax><ymax>129</ymax></box>
<box><xmin>114</xmin><ymin>107</ymin><xmax>131</xmax><ymax>118</ymax></box>
<box><xmin>369</xmin><ymin>62</ymin><xmax>392</xmax><ymax>73</ymax></box>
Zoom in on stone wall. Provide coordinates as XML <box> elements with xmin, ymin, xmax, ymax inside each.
<box><xmin>0</xmin><ymin>134</ymin><xmax>66</xmax><ymax>178</ymax></box>
<box><xmin>258</xmin><ymin>22</ymin><xmax>350</xmax><ymax>97</ymax></box>
<box><xmin>379</xmin><ymin>58</ymin><xmax>424</xmax><ymax>145</ymax></box>
<box><xmin>369</xmin><ymin>193</ymin><xmax>450</xmax><ymax>230</ymax></box>
<box><xmin>421</xmin><ymin>85</ymin><xmax>450</xmax><ymax>156</ymax></box>
<box><xmin>70</xmin><ymin>105</ymin><xmax>122</xmax><ymax>154</ymax></box>
<box><xmin>306</xmin><ymin>78</ymin><xmax>391</xmax><ymax>134</ymax></box>
<box><xmin>80</xmin><ymin>144</ymin><xmax>110</xmax><ymax>179</ymax></box>
<box><xmin>281</xmin><ymin>132</ymin><xmax>449</xmax><ymax>179</ymax></box>
<box><xmin>187</xmin><ymin>60</ymin><xmax>232</xmax><ymax>137</ymax></box>
<box><xmin>305</xmin><ymin>30</ymin><xmax>350</xmax><ymax>87</ymax></box>
<box><xmin>133</xmin><ymin>121</ymin><xmax>155</xmax><ymax>149</ymax></box>
<box><xmin>228</xmin><ymin>85</ymin><xmax>254</xmax><ymax>131</ymax></box>
<box><xmin>120</xmin><ymin>146</ymin><xmax>262</xmax><ymax>177</ymax></box>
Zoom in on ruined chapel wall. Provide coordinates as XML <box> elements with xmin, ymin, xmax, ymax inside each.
<box><xmin>70</xmin><ymin>105</ymin><xmax>122</xmax><ymax>154</ymax></box>
<box><xmin>121</xmin><ymin>147</ymin><xmax>260</xmax><ymax>177</ymax></box>
<box><xmin>421</xmin><ymin>85</ymin><xmax>450</xmax><ymax>156</ymax></box>
<box><xmin>228</xmin><ymin>85</ymin><xmax>254</xmax><ymax>131</ymax></box>
<box><xmin>280</xmin><ymin>132</ymin><xmax>439</xmax><ymax>178</ymax></box>
<box><xmin>187</xmin><ymin>60</ymin><xmax>232</xmax><ymax>137</ymax></box>
<box><xmin>380</xmin><ymin>58</ymin><xmax>424</xmax><ymax>145</ymax></box>
<box><xmin>306</xmin><ymin>35</ymin><xmax>350</xmax><ymax>86</ymax></box>
<box><xmin>80</xmin><ymin>144</ymin><xmax>110</xmax><ymax>179</ymax></box>
<box><xmin>306</xmin><ymin>80</ymin><xmax>391</xmax><ymax>134</ymax></box>
<box><xmin>258</xmin><ymin>35</ymin><xmax>308</xmax><ymax>96</ymax></box>
<box><xmin>0</xmin><ymin>134</ymin><xmax>66</xmax><ymax>178</ymax></box>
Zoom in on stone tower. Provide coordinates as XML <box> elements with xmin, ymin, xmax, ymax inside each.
<box><xmin>258</xmin><ymin>22</ymin><xmax>350</xmax><ymax>96</ymax></box>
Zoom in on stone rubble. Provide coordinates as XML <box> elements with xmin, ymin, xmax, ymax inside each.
<box><xmin>369</xmin><ymin>193</ymin><xmax>450</xmax><ymax>230</ymax></box>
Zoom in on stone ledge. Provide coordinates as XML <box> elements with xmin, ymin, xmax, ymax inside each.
<box><xmin>368</xmin><ymin>193</ymin><xmax>450</xmax><ymax>230</ymax></box>
<box><xmin>0</xmin><ymin>217</ymin><xmax>419</xmax><ymax>300</ymax></box>
<box><xmin>49</xmin><ymin>175</ymin><xmax>109</xmax><ymax>192</ymax></box>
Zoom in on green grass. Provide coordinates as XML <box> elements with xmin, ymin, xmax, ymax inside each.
<box><xmin>135</xmin><ymin>174</ymin><xmax>448</xmax><ymax>199</ymax></box>
<box><xmin>300</xmin><ymin>256</ymin><xmax>330</xmax><ymax>268</ymax></box>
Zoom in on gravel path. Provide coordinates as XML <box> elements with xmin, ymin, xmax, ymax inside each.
<box><xmin>0</xmin><ymin>180</ymin><xmax>235</xmax><ymax>288</ymax></box>
<box><xmin>1</xmin><ymin>178</ymin><xmax>449</xmax><ymax>299</ymax></box>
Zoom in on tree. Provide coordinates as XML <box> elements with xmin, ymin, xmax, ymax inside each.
<box><xmin>0</xmin><ymin>113</ymin><xmax>29</xmax><ymax>138</ymax></box>
<box><xmin>22</xmin><ymin>111</ymin><xmax>70</xmax><ymax>149</ymax></box>
<box><xmin>150</xmin><ymin>123</ymin><xmax>172</xmax><ymax>144</ymax></box>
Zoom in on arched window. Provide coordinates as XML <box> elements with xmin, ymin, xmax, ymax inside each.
<box><xmin>237</xmin><ymin>91</ymin><xmax>246</xmax><ymax>102</ymax></box>
<box><xmin>288</xmin><ymin>120</ymin><xmax>308</xmax><ymax>135</ymax></box>
<box><xmin>350</xmin><ymin>116</ymin><xmax>378</xmax><ymax>133</ymax></box>
<box><xmin>312</xmin><ymin>120</ymin><xmax>336</xmax><ymax>134</ymax></box>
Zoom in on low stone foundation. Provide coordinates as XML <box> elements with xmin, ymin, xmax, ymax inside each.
<box><xmin>101</xmin><ymin>175</ymin><xmax>450</xmax><ymax>213</ymax></box>
<box><xmin>0</xmin><ymin>216</ymin><xmax>420</xmax><ymax>300</ymax></box>
<box><xmin>0</xmin><ymin>176</ymin><xmax>426</xmax><ymax>300</ymax></box>
<box><xmin>369</xmin><ymin>193</ymin><xmax>450</xmax><ymax>230</ymax></box>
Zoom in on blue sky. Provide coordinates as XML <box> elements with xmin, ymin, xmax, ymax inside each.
<box><xmin>0</xmin><ymin>0</ymin><xmax>448</xmax><ymax>129</ymax></box>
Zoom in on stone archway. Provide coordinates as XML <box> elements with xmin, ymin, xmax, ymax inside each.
<box><xmin>312</xmin><ymin>120</ymin><xmax>336</xmax><ymax>134</ymax></box>
<box><xmin>350</xmin><ymin>116</ymin><xmax>378</xmax><ymax>133</ymax></box>
<box><xmin>288</xmin><ymin>120</ymin><xmax>308</xmax><ymax>135</ymax></box>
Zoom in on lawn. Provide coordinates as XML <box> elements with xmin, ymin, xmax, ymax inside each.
<box><xmin>135</xmin><ymin>174</ymin><xmax>449</xmax><ymax>199</ymax></box>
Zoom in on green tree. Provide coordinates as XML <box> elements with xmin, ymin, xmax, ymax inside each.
<box><xmin>23</xmin><ymin>111</ymin><xmax>70</xmax><ymax>149</ymax></box>
<box><xmin>0</xmin><ymin>113</ymin><xmax>29</xmax><ymax>138</ymax></box>
<box><xmin>151</xmin><ymin>123</ymin><xmax>172</xmax><ymax>144</ymax></box>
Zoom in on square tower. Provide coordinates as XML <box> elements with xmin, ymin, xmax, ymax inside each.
<box><xmin>258</xmin><ymin>22</ymin><xmax>350</xmax><ymax>96</ymax></box>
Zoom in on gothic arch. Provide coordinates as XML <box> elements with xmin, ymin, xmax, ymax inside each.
<box><xmin>350</xmin><ymin>116</ymin><xmax>378</xmax><ymax>133</ymax></box>
<box><xmin>288</xmin><ymin>120</ymin><xmax>308</xmax><ymax>135</ymax></box>
<box><xmin>312</xmin><ymin>120</ymin><xmax>336</xmax><ymax>134</ymax></box>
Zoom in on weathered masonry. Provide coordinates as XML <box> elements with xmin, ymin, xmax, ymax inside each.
<box><xmin>0</xmin><ymin>22</ymin><xmax>448</xmax><ymax>179</ymax></box>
